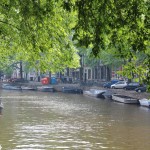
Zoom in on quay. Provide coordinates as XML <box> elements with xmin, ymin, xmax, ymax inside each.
<box><xmin>0</xmin><ymin>81</ymin><xmax>149</xmax><ymax>100</ymax></box>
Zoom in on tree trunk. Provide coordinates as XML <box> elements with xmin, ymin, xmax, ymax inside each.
<box><xmin>20</xmin><ymin>61</ymin><xmax>23</xmax><ymax>79</ymax></box>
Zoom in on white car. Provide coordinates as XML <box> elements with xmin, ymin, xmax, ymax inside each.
<box><xmin>111</xmin><ymin>81</ymin><xmax>127</xmax><ymax>89</ymax></box>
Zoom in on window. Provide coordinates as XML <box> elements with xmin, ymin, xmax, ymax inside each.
<box><xmin>88</xmin><ymin>69</ymin><xmax>91</xmax><ymax>79</ymax></box>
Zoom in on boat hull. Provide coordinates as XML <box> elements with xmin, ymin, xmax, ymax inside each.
<box><xmin>62</xmin><ymin>87</ymin><xmax>83</xmax><ymax>94</ymax></box>
<box><xmin>21</xmin><ymin>86</ymin><xmax>37</xmax><ymax>91</ymax></box>
<box><xmin>139</xmin><ymin>99</ymin><xmax>150</xmax><ymax>108</ymax></box>
<box><xmin>103</xmin><ymin>95</ymin><xmax>112</xmax><ymax>100</ymax></box>
<box><xmin>37</xmin><ymin>86</ymin><xmax>55</xmax><ymax>92</ymax></box>
<box><xmin>2</xmin><ymin>84</ymin><xmax>22</xmax><ymax>90</ymax></box>
<box><xmin>83</xmin><ymin>89</ymin><xmax>106</xmax><ymax>98</ymax></box>
<box><xmin>0</xmin><ymin>102</ymin><xmax>4</xmax><ymax>114</ymax></box>
<box><xmin>112</xmin><ymin>94</ymin><xmax>139</xmax><ymax>104</ymax></box>
<box><xmin>102</xmin><ymin>91</ymin><xmax>115</xmax><ymax>100</ymax></box>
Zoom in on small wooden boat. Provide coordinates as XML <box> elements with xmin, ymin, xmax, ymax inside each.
<box><xmin>21</xmin><ymin>86</ymin><xmax>37</xmax><ymax>91</ymax></box>
<box><xmin>62</xmin><ymin>87</ymin><xmax>83</xmax><ymax>94</ymax></box>
<box><xmin>112</xmin><ymin>94</ymin><xmax>139</xmax><ymax>104</ymax></box>
<box><xmin>83</xmin><ymin>89</ymin><xmax>106</xmax><ymax>98</ymax></box>
<box><xmin>37</xmin><ymin>86</ymin><xmax>55</xmax><ymax>92</ymax></box>
<box><xmin>2</xmin><ymin>84</ymin><xmax>22</xmax><ymax>90</ymax></box>
<box><xmin>139</xmin><ymin>98</ymin><xmax>150</xmax><ymax>108</ymax></box>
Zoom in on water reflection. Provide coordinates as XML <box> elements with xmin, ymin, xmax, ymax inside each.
<box><xmin>0</xmin><ymin>90</ymin><xmax>150</xmax><ymax>150</ymax></box>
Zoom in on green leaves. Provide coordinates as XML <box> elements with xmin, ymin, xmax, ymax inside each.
<box><xmin>0</xmin><ymin>0</ymin><xmax>80</xmax><ymax>72</ymax></box>
<box><xmin>72</xmin><ymin>0</ymin><xmax>150</xmax><ymax>87</ymax></box>
<box><xmin>0</xmin><ymin>0</ymin><xmax>150</xmax><ymax>88</ymax></box>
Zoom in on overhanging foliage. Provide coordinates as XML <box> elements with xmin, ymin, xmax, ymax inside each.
<box><xmin>0</xmin><ymin>0</ymin><xmax>150</xmax><ymax>90</ymax></box>
<box><xmin>0</xmin><ymin>0</ymin><xmax>80</xmax><ymax>72</ymax></box>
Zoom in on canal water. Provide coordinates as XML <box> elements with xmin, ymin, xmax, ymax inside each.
<box><xmin>0</xmin><ymin>90</ymin><xmax>150</xmax><ymax>150</ymax></box>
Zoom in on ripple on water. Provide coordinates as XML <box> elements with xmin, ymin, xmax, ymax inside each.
<box><xmin>1</xmin><ymin>91</ymin><xmax>150</xmax><ymax>150</ymax></box>
<box><xmin>12</xmin><ymin>120</ymin><xmax>108</xmax><ymax>150</ymax></box>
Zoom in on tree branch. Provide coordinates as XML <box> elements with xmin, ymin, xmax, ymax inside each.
<box><xmin>0</xmin><ymin>20</ymin><xmax>21</xmax><ymax>31</ymax></box>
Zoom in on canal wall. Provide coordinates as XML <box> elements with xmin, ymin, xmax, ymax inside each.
<box><xmin>0</xmin><ymin>81</ymin><xmax>150</xmax><ymax>99</ymax></box>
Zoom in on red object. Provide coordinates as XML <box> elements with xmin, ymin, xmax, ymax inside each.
<box><xmin>41</xmin><ymin>77</ymin><xmax>50</xmax><ymax>85</ymax></box>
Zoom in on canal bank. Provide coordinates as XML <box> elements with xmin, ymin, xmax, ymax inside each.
<box><xmin>1</xmin><ymin>81</ymin><xmax>149</xmax><ymax>100</ymax></box>
<box><xmin>27</xmin><ymin>81</ymin><xmax>150</xmax><ymax>100</ymax></box>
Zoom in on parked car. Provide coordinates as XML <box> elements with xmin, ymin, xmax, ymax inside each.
<box><xmin>111</xmin><ymin>81</ymin><xmax>127</xmax><ymax>89</ymax></box>
<box><xmin>123</xmin><ymin>82</ymin><xmax>140</xmax><ymax>90</ymax></box>
<box><xmin>135</xmin><ymin>85</ymin><xmax>147</xmax><ymax>93</ymax></box>
<box><xmin>103</xmin><ymin>79</ymin><xmax>119</xmax><ymax>88</ymax></box>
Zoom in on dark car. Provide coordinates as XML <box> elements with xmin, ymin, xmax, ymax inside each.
<box><xmin>103</xmin><ymin>80</ymin><xmax>119</xmax><ymax>88</ymax></box>
<box><xmin>123</xmin><ymin>82</ymin><xmax>140</xmax><ymax>90</ymax></box>
<box><xmin>135</xmin><ymin>85</ymin><xmax>147</xmax><ymax>93</ymax></box>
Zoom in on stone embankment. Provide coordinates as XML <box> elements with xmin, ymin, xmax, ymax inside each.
<box><xmin>90</xmin><ymin>86</ymin><xmax>150</xmax><ymax>99</ymax></box>
<box><xmin>0</xmin><ymin>81</ymin><xmax>150</xmax><ymax>99</ymax></box>
<box><xmin>53</xmin><ymin>83</ymin><xmax>150</xmax><ymax>100</ymax></box>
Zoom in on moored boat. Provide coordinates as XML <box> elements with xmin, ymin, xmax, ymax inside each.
<box><xmin>62</xmin><ymin>87</ymin><xmax>83</xmax><ymax>94</ymax></box>
<box><xmin>2</xmin><ymin>84</ymin><xmax>22</xmax><ymax>90</ymax></box>
<box><xmin>102</xmin><ymin>91</ymin><xmax>116</xmax><ymax>100</ymax></box>
<box><xmin>0</xmin><ymin>101</ymin><xmax>4</xmax><ymax>114</ymax></box>
<box><xmin>112</xmin><ymin>94</ymin><xmax>139</xmax><ymax>104</ymax></box>
<box><xmin>139</xmin><ymin>98</ymin><xmax>150</xmax><ymax>108</ymax></box>
<box><xmin>21</xmin><ymin>86</ymin><xmax>37</xmax><ymax>91</ymax></box>
<box><xmin>83</xmin><ymin>89</ymin><xmax>106</xmax><ymax>98</ymax></box>
<box><xmin>37</xmin><ymin>86</ymin><xmax>55</xmax><ymax>92</ymax></box>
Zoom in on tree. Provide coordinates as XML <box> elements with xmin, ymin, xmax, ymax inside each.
<box><xmin>71</xmin><ymin>0</ymin><xmax>149</xmax><ymax>55</ymax></box>
<box><xmin>1</xmin><ymin>0</ymin><xmax>150</xmax><ymax>90</ymax></box>
<box><xmin>70</xmin><ymin>0</ymin><xmax>150</xmax><ymax>89</ymax></box>
<box><xmin>0</xmin><ymin>0</ymin><xmax>80</xmax><ymax>73</ymax></box>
